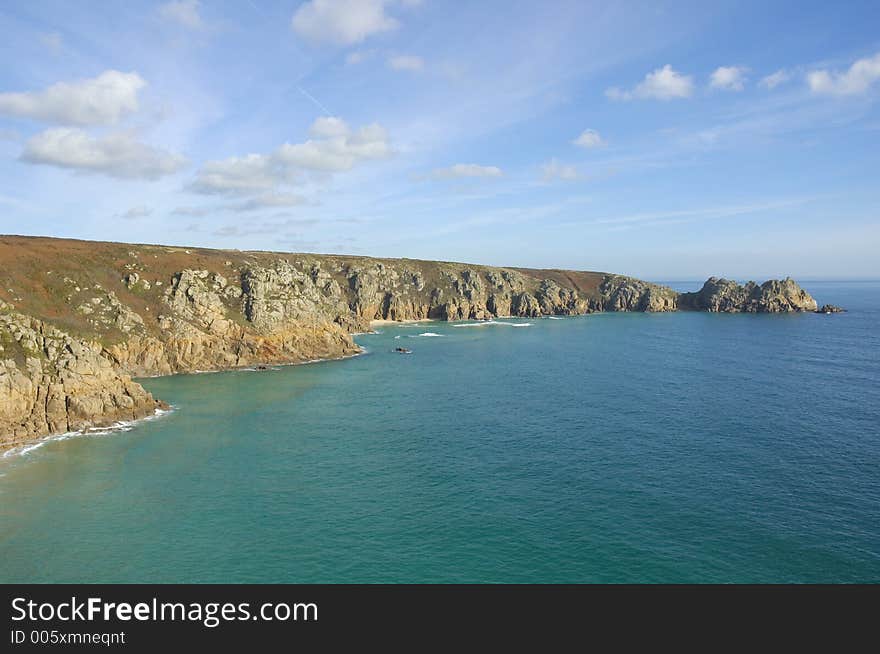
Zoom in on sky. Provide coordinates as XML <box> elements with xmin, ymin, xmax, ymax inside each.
<box><xmin>0</xmin><ymin>0</ymin><xmax>878</xmax><ymax>280</ymax></box>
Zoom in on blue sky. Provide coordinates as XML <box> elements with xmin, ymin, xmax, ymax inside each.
<box><xmin>0</xmin><ymin>0</ymin><xmax>878</xmax><ymax>279</ymax></box>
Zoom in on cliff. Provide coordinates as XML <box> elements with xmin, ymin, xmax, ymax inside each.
<box><xmin>0</xmin><ymin>235</ymin><xmax>821</xmax><ymax>451</ymax></box>
<box><xmin>678</xmin><ymin>277</ymin><xmax>819</xmax><ymax>313</ymax></box>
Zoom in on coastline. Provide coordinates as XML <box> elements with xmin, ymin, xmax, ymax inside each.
<box><xmin>0</xmin><ymin>236</ymin><xmax>826</xmax><ymax>458</ymax></box>
<box><xmin>0</xmin><ymin>346</ymin><xmax>367</xmax><ymax>459</ymax></box>
<box><xmin>1</xmin><ymin>405</ymin><xmax>175</xmax><ymax>460</ymax></box>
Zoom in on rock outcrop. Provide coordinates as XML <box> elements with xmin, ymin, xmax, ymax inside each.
<box><xmin>596</xmin><ymin>276</ymin><xmax>678</xmax><ymax>312</ymax></box>
<box><xmin>0</xmin><ymin>235</ymin><xmax>828</xmax><ymax>451</ymax></box>
<box><xmin>679</xmin><ymin>277</ymin><xmax>819</xmax><ymax>313</ymax></box>
<box><xmin>0</xmin><ymin>311</ymin><xmax>162</xmax><ymax>451</ymax></box>
<box><xmin>816</xmin><ymin>304</ymin><xmax>846</xmax><ymax>314</ymax></box>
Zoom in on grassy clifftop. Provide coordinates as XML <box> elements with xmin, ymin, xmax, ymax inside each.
<box><xmin>0</xmin><ymin>235</ymin><xmax>610</xmax><ymax>347</ymax></box>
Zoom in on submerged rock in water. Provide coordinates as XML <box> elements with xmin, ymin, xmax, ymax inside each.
<box><xmin>817</xmin><ymin>304</ymin><xmax>846</xmax><ymax>314</ymax></box>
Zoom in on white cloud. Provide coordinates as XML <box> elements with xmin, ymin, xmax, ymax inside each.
<box><xmin>191</xmin><ymin>154</ymin><xmax>278</xmax><ymax>194</ymax></box>
<box><xmin>808</xmin><ymin>52</ymin><xmax>880</xmax><ymax>96</ymax></box>
<box><xmin>292</xmin><ymin>0</ymin><xmax>399</xmax><ymax>45</ymax></box>
<box><xmin>430</xmin><ymin>163</ymin><xmax>503</xmax><ymax>179</ymax></box>
<box><xmin>21</xmin><ymin>128</ymin><xmax>187</xmax><ymax>180</ymax></box>
<box><xmin>606</xmin><ymin>64</ymin><xmax>693</xmax><ymax>101</ymax></box>
<box><xmin>710</xmin><ymin>65</ymin><xmax>748</xmax><ymax>91</ymax></box>
<box><xmin>159</xmin><ymin>0</ymin><xmax>204</xmax><ymax>29</ymax></box>
<box><xmin>573</xmin><ymin>129</ymin><xmax>605</xmax><ymax>148</ymax></box>
<box><xmin>541</xmin><ymin>159</ymin><xmax>581</xmax><ymax>182</ymax></box>
<box><xmin>309</xmin><ymin>116</ymin><xmax>349</xmax><ymax>138</ymax></box>
<box><xmin>759</xmin><ymin>69</ymin><xmax>790</xmax><ymax>90</ymax></box>
<box><xmin>191</xmin><ymin>117</ymin><xmax>392</xmax><ymax>196</ymax></box>
<box><xmin>388</xmin><ymin>54</ymin><xmax>424</xmax><ymax>72</ymax></box>
<box><xmin>0</xmin><ymin>70</ymin><xmax>146</xmax><ymax>126</ymax></box>
<box><xmin>275</xmin><ymin>121</ymin><xmax>391</xmax><ymax>171</ymax></box>
<box><xmin>118</xmin><ymin>206</ymin><xmax>153</xmax><ymax>220</ymax></box>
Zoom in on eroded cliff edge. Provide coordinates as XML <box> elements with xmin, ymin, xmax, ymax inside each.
<box><xmin>0</xmin><ymin>236</ymin><xmax>820</xmax><ymax>451</ymax></box>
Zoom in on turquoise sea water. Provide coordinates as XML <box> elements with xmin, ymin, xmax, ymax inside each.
<box><xmin>0</xmin><ymin>281</ymin><xmax>878</xmax><ymax>583</ymax></box>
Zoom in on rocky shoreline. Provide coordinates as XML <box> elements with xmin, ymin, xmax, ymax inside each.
<box><xmin>0</xmin><ymin>235</ymin><xmax>830</xmax><ymax>452</ymax></box>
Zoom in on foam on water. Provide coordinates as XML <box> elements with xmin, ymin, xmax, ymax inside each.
<box><xmin>1</xmin><ymin>407</ymin><xmax>174</xmax><ymax>460</ymax></box>
<box><xmin>452</xmin><ymin>320</ymin><xmax>532</xmax><ymax>328</ymax></box>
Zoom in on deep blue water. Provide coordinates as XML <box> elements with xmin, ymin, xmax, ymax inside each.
<box><xmin>0</xmin><ymin>281</ymin><xmax>877</xmax><ymax>583</ymax></box>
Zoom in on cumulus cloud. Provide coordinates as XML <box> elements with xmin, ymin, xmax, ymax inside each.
<box><xmin>710</xmin><ymin>65</ymin><xmax>748</xmax><ymax>91</ymax></box>
<box><xmin>118</xmin><ymin>206</ymin><xmax>153</xmax><ymax>220</ymax></box>
<box><xmin>540</xmin><ymin>159</ymin><xmax>581</xmax><ymax>182</ymax></box>
<box><xmin>21</xmin><ymin>128</ymin><xmax>187</xmax><ymax>180</ymax></box>
<box><xmin>308</xmin><ymin>115</ymin><xmax>350</xmax><ymax>139</ymax></box>
<box><xmin>606</xmin><ymin>65</ymin><xmax>693</xmax><ymax>101</ymax></box>
<box><xmin>387</xmin><ymin>54</ymin><xmax>424</xmax><ymax>72</ymax></box>
<box><xmin>759</xmin><ymin>69</ymin><xmax>790</xmax><ymax>90</ymax></box>
<box><xmin>430</xmin><ymin>163</ymin><xmax>503</xmax><ymax>179</ymax></box>
<box><xmin>292</xmin><ymin>0</ymin><xmax>399</xmax><ymax>45</ymax></box>
<box><xmin>159</xmin><ymin>0</ymin><xmax>204</xmax><ymax>29</ymax></box>
<box><xmin>191</xmin><ymin>116</ymin><xmax>392</xmax><ymax>196</ymax></box>
<box><xmin>0</xmin><ymin>70</ymin><xmax>145</xmax><ymax>126</ymax></box>
<box><xmin>190</xmin><ymin>153</ymin><xmax>278</xmax><ymax>194</ymax></box>
<box><xmin>573</xmin><ymin>129</ymin><xmax>605</xmax><ymax>148</ymax></box>
<box><xmin>807</xmin><ymin>52</ymin><xmax>880</xmax><ymax>95</ymax></box>
<box><xmin>275</xmin><ymin>121</ymin><xmax>391</xmax><ymax>171</ymax></box>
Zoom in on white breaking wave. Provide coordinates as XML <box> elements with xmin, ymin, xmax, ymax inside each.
<box><xmin>547</xmin><ymin>316</ymin><xmax>564</xmax><ymax>320</ymax></box>
<box><xmin>2</xmin><ymin>407</ymin><xmax>174</xmax><ymax>460</ymax></box>
<box><xmin>452</xmin><ymin>321</ymin><xmax>532</xmax><ymax>328</ymax></box>
<box><xmin>409</xmin><ymin>332</ymin><xmax>443</xmax><ymax>337</ymax></box>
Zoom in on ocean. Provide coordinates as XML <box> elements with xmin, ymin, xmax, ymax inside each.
<box><xmin>1</xmin><ymin>281</ymin><xmax>877</xmax><ymax>583</ymax></box>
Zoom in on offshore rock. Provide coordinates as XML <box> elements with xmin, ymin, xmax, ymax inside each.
<box><xmin>816</xmin><ymin>304</ymin><xmax>846</xmax><ymax>314</ymax></box>
<box><xmin>679</xmin><ymin>277</ymin><xmax>818</xmax><ymax>313</ymax></box>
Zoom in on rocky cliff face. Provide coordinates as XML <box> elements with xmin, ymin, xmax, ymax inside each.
<box><xmin>0</xmin><ymin>236</ymin><xmax>823</xmax><ymax>451</ymax></box>
<box><xmin>678</xmin><ymin>277</ymin><xmax>819</xmax><ymax>313</ymax></box>
<box><xmin>596</xmin><ymin>275</ymin><xmax>678</xmax><ymax>312</ymax></box>
<box><xmin>0</xmin><ymin>308</ymin><xmax>161</xmax><ymax>451</ymax></box>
